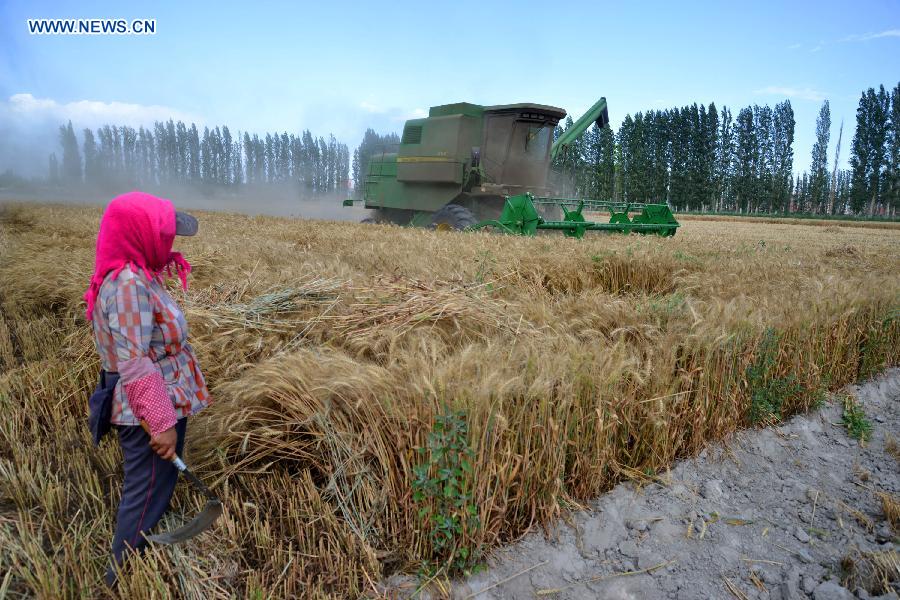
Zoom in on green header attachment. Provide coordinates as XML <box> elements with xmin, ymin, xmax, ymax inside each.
<box><xmin>470</xmin><ymin>193</ymin><xmax>679</xmax><ymax>238</ymax></box>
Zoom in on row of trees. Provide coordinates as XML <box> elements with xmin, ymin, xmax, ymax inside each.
<box><xmin>555</xmin><ymin>81</ymin><xmax>899</xmax><ymax>216</ymax></box>
<box><xmin>52</xmin><ymin>120</ymin><xmax>352</xmax><ymax>195</ymax></box>
<box><xmin>791</xmin><ymin>84</ymin><xmax>900</xmax><ymax>216</ymax></box>
<box><xmin>45</xmin><ymin>82</ymin><xmax>898</xmax><ymax>215</ymax></box>
<box><xmin>849</xmin><ymin>84</ymin><xmax>899</xmax><ymax>216</ymax></box>
<box><xmin>554</xmin><ymin>101</ymin><xmax>799</xmax><ymax>213</ymax></box>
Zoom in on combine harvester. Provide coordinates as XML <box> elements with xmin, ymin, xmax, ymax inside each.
<box><xmin>343</xmin><ymin>98</ymin><xmax>679</xmax><ymax>238</ymax></box>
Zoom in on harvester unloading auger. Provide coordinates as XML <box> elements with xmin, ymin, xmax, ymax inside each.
<box><xmin>343</xmin><ymin>97</ymin><xmax>679</xmax><ymax>237</ymax></box>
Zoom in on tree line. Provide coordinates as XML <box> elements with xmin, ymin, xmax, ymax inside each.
<box><xmin>37</xmin><ymin>81</ymin><xmax>900</xmax><ymax>216</ymax></box>
<box><xmin>51</xmin><ymin>120</ymin><xmax>352</xmax><ymax>195</ymax></box>
<box><xmin>554</xmin><ymin>81</ymin><xmax>899</xmax><ymax>217</ymax></box>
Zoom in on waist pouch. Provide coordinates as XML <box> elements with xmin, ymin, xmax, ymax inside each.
<box><xmin>88</xmin><ymin>369</ymin><xmax>120</xmax><ymax>446</ymax></box>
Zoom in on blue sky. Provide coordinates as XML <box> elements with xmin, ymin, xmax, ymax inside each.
<box><xmin>1</xmin><ymin>0</ymin><xmax>898</xmax><ymax>177</ymax></box>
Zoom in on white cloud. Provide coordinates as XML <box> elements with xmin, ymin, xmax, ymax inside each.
<box><xmin>5</xmin><ymin>93</ymin><xmax>200</xmax><ymax>129</ymax></box>
<box><xmin>753</xmin><ymin>86</ymin><xmax>828</xmax><ymax>102</ymax></box>
<box><xmin>841</xmin><ymin>29</ymin><xmax>900</xmax><ymax>42</ymax></box>
<box><xmin>786</xmin><ymin>43</ymin><xmax>801</xmax><ymax>50</ymax></box>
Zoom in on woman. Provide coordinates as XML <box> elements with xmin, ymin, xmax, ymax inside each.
<box><xmin>84</xmin><ymin>191</ymin><xmax>211</xmax><ymax>586</ymax></box>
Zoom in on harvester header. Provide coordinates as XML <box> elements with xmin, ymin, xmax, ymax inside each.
<box><xmin>472</xmin><ymin>193</ymin><xmax>679</xmax><ymax>238</ymax></box>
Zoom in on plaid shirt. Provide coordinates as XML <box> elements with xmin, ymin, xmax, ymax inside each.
<box><xmin>91</xmin><ymin>265</ymin><xmax>210</xmax><ymax>425</ymax></box>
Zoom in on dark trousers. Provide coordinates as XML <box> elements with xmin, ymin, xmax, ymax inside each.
<box><xmin>105</xmin><ymin>417</ymin><xmax>187</xmax><ymax>585</ymax></box>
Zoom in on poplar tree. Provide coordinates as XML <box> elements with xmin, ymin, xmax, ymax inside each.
<box><xmin>772</xmin><ymin>100</ymin><xmax>795</xmax><ymax>213</ymax></box>
<box><xmin>689</xmin><ymin>104</ymin><xmax>705</xmax><ymax>209</ymax></box>
<box><xmin>280</xmin><ymin>132</ymin><xmax>291</xmax><ymax>183</ymax></box>
<box><xmin>83</xmin><ymin>128</ymin><xmax>100</xmax><ymax>184</ymax></box>
<box><xmin>810</xmin><ymin>101</ymin><xmax>830</xmax><ymax>213</ymax></box>
<box><xmin>888</xmin><ymin>83</ymin><xmax>900</xmax><ymax>216</ymax></box>
<box><xmin>318</xmin><ymin>137</ymin><xmax>328</xmax><ymax>192</ymax></box>
<box><xmin>716</xmin><ymin>107</ymin><xmax>734</xmax><ymax>211</ymax></box>
<box><xmin>850</xmin><ymin>87</ymin><xmax>891</xmax><ymax>215</ymax></box>
<box><xmin>200</xmin><ymin>127</ymin><xmax>212</xmax><ymax>184</ymax></box>
<box><xmin>850</xmin><ymin>90</ymin><xmax>869</xmax><ymax>215</ymax></box>
<box><xmin>754</xmin><ymin>105</ymin><xmax>774</xmax><ymax>211</ymax></box>
<box><xmin>302</xmin><ymin>130</ymin><xmax>316</xmax><ymax>190</ymax></box>
<box><xmin>58</xmin><ymin>121</ymin><xmax>82</xmax><ymax>183</ymax></box>
<box><xmin>163</xmin><ymin>120</ymin><xmax>176</xmax><ymax>181</ymax></box>
<box><xmin>48</xmin><ymin>153</ymin><xmax>59</xmax><ymax>183</ymax></box>
<box><xmin>188</xmin><ymin>124</ymin><xmax>201</xmax><ymax>184</ymax></box>
<box><xmin>153</xmin><ymin>122</ymin><xmax>167</xmax><ymax>182</ymax></box>
<box><xmin>700</xmin><ymin>103</ymin><xmax>719</xmax><ymax>210</ymax></box>
<box><xmin>647</xmin><ymin>111</ymin><xmax>669</xmax><ymax>202</ymax></box>
<box><xmin>175</xmin><ymin>121</ymin><xmax>188</xmax><ymax>182</ymax></box>
<box><xmin>733</xmin><ymin>107</ymin><xmax>756</xmax><ymax>212</ymax></box>
<box><xmin>290</xmin><ymin>134</ymin><xmax>302</xmax><ymax>187</ymax></box>
<box><xmin>867</xmin><ymin>85</ymin><xmax>890</xmax><ymax>215</ymax></box>
<box><xmin>223</xmin><ymin>126</ymin><xmax>233</xmax><ymax>185</ymax></box>
<box><xmin>122</xmin><ymin>126</ymin><xmax>137</xmax><ymax>184</ymax></box>
<box><xmin>243</xmin><ymin>133</ymin><xmax>255</xmax><ymax>184</ymax></box>
<box><xmin>600</xmin><ymin>124</ymin><xmax>616</xmax><ymax>200</ymax></box>
<box><xmin>265</xmin><ymin>134</ymin><xmax>275</xmax><ymax>183</ymax></box>
<box><xmin>112</xmin><ymin>126</ymin><xmax>123</xmax><ymax>180</ymax></box>
<box><xmin>668</xmin><ymin>108</ymin><xmax>691</xmax><ymax>209</ymax></box>
<box><xmin>617</xmin><ymin>115</ymin><xmax>636</xmax><ymax>202</ymax></box>
<box><xmin>231</xmin><ymin>137</ymin><xmax>243</xmax><ymax>185</ymax></box>
<box><xmin>253</xmin><ymin>135</ymin><xmax>265</xmax><ymax>184</ymax></box>
<box><xmin>137</xmin><ymin>127</ymin><xmax>155</xmax><ymax>185</ymax></box>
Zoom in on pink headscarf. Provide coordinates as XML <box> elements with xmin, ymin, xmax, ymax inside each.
<box><xmin>84</xmin><ymin>191</ymin><xmax>191</xmax><ymax>320</ymax></box>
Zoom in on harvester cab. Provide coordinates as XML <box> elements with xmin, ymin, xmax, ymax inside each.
<box><xmin>344</xmin><ymin>97</ymin><xmax>679</xmax><ymax>237</ymax></box>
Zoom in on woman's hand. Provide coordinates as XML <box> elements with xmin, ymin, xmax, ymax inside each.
<box><xmin>149</xmin><ymin>426</ymin><xmax>178</xmax><ymax>461</ymax></box>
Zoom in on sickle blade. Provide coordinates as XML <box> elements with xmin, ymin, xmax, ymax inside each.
<box><xmin>147</xmin><ymin>500</ymin><xmax>223</xmax><ymax>545</ymax></box>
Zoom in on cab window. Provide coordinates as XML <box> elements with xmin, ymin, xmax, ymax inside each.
<box><xmin>524</xmin><ymin>124</ymin><xmax>550</xmax><ymax>159</ymax></box>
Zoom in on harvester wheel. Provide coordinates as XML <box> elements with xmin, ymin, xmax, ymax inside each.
<box><xmin>430</xmin><ymin>204</ymin><xmax>478</xmax><ymax>231</ymax></box>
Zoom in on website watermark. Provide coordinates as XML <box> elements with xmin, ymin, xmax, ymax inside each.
<box><xmin>28</xmin><ymin>19</ymin><xmax>156</xmax><ymax>35</ymax></box>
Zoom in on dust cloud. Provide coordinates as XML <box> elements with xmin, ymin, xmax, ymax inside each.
<box><xmin>0</xmin><ymin>184</ymin><xmax>371</xmax><ymax>222</ymax></box>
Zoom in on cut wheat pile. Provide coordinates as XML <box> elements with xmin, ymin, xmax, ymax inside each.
<box><xmin>1</xmin><ymin>202</ymin><xmax>898</xmax><ymax>598</ymax></box>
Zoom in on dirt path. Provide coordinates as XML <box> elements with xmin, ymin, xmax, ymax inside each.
<box><xmin>390</xmin><ymin>370</ymin><xmax>900</xmax><ymax>599</ymax></box>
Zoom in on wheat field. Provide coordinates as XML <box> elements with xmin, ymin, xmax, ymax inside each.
<box><xmin>1</xmin><ymin>202</ymin><xmax>898</xmax><ymax>598</ymax></box>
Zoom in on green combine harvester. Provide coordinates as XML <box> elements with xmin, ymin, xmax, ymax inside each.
<box><xmin>343</xmin><ymin>98</ymin><xmax>679</xmax><ymax>238</ymax></box>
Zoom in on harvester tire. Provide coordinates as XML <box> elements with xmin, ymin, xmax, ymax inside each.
<box><xmin>430</xmin><ymin>204</ymin><xmax>477</xmax><ymax>231</ymax></box>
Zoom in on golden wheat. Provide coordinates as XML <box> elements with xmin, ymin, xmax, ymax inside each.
<box><xmin>1</xmin><ymin>201</ymin><xmax>898</xmax><ymax>598</ymax></box>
